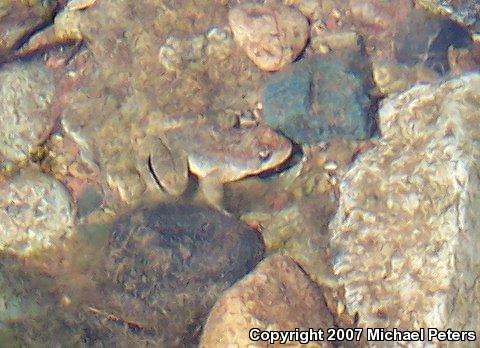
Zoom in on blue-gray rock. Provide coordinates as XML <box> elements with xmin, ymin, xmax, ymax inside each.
<box><xmin>262</xmin><ymin>57</ymin><xmax>372</xmax><ymax>144</ymax></box>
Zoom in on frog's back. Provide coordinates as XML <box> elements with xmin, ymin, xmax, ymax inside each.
<box><xmin>166</xmin><ymin>123</ymin><xmax>292</xmax><ymax>181</ymax></box>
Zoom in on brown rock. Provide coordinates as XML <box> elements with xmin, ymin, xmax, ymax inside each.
<box><xmin>228</xmin><ymin>3</ymin><xmax>309</xmax><ymax>71</ymax></box>
<box><xmin>200</xmin><ymin>254</ymin><xmax>333</xmax><ymax>347</ymax></box>
<box><xmin>448</xmin><ymin>44</ymin><xmax>480</xmax><ymax>75</ymax></box>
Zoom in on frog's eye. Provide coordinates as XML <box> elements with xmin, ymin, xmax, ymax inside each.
<box><xmin>258</xmin><ymin>149</ymin><xmax>271</xmax><ymax>162</ymax></box>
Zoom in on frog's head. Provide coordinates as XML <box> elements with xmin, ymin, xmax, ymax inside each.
<box><xmin>237</xmin><ymin>124</ymin><xmax>292</xmax><ymax>175</ymax></box>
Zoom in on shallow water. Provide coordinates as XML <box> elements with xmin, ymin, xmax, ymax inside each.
<box><xmin>0</xmin><ymin>0</ymin><xmax>479</xmax><ymax>346</ymax></box>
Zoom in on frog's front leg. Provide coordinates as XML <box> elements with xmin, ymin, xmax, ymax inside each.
<box><xmin>198</xmin><ymin>170</ymin><xmax>227</xmax><ymax>213</ymax></box>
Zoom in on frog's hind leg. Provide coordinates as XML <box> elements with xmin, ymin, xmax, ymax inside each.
<box><xmin>137</xmin><ymin>136</ymin><xmax>189</xmax><ymax>197</ymax></box>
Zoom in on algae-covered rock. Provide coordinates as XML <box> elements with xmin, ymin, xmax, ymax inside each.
<box><xmin>263</xmin><ymin>56</ymin><xmax>372</xmax><ymax>144</ymax></box>
<box><xmin>329</xmin><ymin>72</ymin><xmax>480</xmax><ymax>343</ymax></box>
<box><xmin>106</xmin><ymin>203</ymin><xmax>264</xmax><ymax>346</ymax></box>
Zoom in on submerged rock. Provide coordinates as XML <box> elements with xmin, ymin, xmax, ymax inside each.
<box><xmin>262</xmin><ymin>56</ymin><xmax>371</xmax><ymax>144</ymax></box>
<box><xmin>0</xmin><ymin>0</ymin><xmax>56</xmax><ymax>62</ymax></box>
<box><xmin>448</xmin><ymin>44</ymin><xmax>480</xmax><ymax>74</ymax></box>
<box><xmin>0</xmin><ymin>170</ymin><xmax>75</xmax><ymax>254</ymax></box>
<box><xmin>416</xmin><ymin>0</ymin><xmax>480</xmax><ymax>40</ymax></box>
<box><xmin>371</xmin><ymin>58</ymin><xmax>440</xmax><ymax>95</ymax></box>
<box><xmin>0</xmin><ymin>61</ymin><xmax>55</xmax><ymax>168</ymax></box>
<box><xmin>228</xmin><ymin>3</ymin><xmax>309</xmax><ymax>71</ymax></box>
<box><xmin>394</xmin><ymin>13</ymin><xmax>472</xmax><ymax>74</ymax></box>
<box><xmin>106</xmin><ymin>203</ymin><xmax>264</xmax><ymax>346</ymax></box>
<box><xmin>329</xmin><ymin>73</ymin><xmax>480</xmax><ymax>339</ymax></box>
<box><xmin>200</xmin><ymin>254</ymin><xmax>334</xmax><ymax>347</ymax></box>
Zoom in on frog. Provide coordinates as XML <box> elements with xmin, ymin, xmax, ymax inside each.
<box><xmin>137</xmin><ymin>121</ymin><xmax>292</xmax><ymax>211</ymax></box>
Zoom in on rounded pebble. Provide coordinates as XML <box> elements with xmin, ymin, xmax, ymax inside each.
<box><xmin>228</xmin><ymin>3</ymin><xmax>309</xmax><ymax>71</ymax></box>
<box><xmin>200</xmin><ymin>254</ymin><xmax>334</xmax><ymax>347</ymax></box>
<box><xmin>0</xmin><ymin>171</ymin><xmax>76</xmax><ymax>254</ymax></box>
<box><xmin>0</xmin><ymin>62</ymin><xmax>55</xmax><ymax>166</ymax></box>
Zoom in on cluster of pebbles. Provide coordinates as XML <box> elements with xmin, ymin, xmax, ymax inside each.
<box><xmin>0</xmin><ymin>0</ymin><xmax>480</xmax><ymax>347</ymax></box>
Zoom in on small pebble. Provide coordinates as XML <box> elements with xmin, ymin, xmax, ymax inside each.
<box><xmin>324</xmin><ymin>160</ymin><xmax>338</xmax><ymax>171</ymax></box>
<box><xmin>228</xmin><ymin>3</ymin><xmax>309</xmax><ymax>71</ymax></box>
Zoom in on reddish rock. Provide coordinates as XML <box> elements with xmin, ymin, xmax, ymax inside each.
<box><xmin>200</xmin><ymin>254</ymin><xmax>334</xmax><ymax>347</ymax></box>
<box><xmin>228</xmin><ymin>3</ymin><xmax>309</xmax><ymax>71</ymax></box>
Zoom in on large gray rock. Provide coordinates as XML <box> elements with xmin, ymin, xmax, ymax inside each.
<box><xmin>106</xmin><ymin>203</ymin><xmax>264</xmax><ymax>346</ymax></box>
<box><xmin>329</xmin><ymin>73</ymin><xmax>480</xmax><ymax>343</ymax></box>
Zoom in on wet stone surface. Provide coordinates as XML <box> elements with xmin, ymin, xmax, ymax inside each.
<box><xmin>105</xmin><ymin>202</ymin><xmax>264</xmax><ymax>346</ymax></box>
<box><xmin>393</xmin><ymin>11</ymin><xmax>472</xmax><ymax>73</ymax></box>
<box><xmin>0</xmin><ymin>0</ymin><xmax>56</xmax><ymax>62</ymax></box>
<box><xmin>330</xmin><ymin>72</ymin><xmax>480</xmax><ymax>333</ymax></box>
<box><xmin>417</xmin><ymin>0</ymin><xmax>480</xmax><ymax>39</ymax></box>
<box><xmin>0</xmin><ymin>61</ymin><xmax>55</xmax><ymax>168</ymax></box>
<box><xmin>262</xmin><ymin>56</ymin><xmax>372</xmax><ymax>144</ymax></box>
<box><xmin>228</xmin><ymin>2</ymin><xmax>309</xmax><ymax>71</ymax></box>
<box><xmin>1</xmin><ymin>0</ymin><xmax>479</xmax><ymax>345</ymax></box>
<box><xmin>0</xmin><ymin>170</ymin><xmax>75</xmax><ymax>254</ymax></box>
<box><xmin>200</xmin><ymin>254</ymin><xmax>334</xmax><ymax>348</ymax></box>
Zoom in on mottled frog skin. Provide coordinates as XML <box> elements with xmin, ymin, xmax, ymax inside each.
<box><xmin>138</xmin><ymin>122</ymin><xmax>292</xmax><ymax>210</ymax></box>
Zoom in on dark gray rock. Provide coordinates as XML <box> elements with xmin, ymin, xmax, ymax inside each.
<box><xmin>106</xmin><ymin>203</ymin><xmax>264</xmax><ymax>347</ymax></box>
<box><xmin>262</xmin><ymin>56</ymin><xmax>372</xmax><ymax>144</ymax></box>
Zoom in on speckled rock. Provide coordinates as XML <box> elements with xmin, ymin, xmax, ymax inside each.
<box><xmin>0</xmin><ymin>61</ymin><xmax>55</xmax><ymax>168</ymax></box>
<box><xmin>200</xmin><ymin>254</ymin><xmax>334</xmax><ymax>347</ymax></box>
<box><xmin>329</xmin><ymin>73</ymin><xmax>480</xmax><ymax>340</ymax></box>
<box><xmin>106</xmin><ymin>203</ymin><xmax>264</xmax><ymax>346</ymax></box>
<box><xmin>0</xmin><ymin>170</ymin><xmax>75</xmax><ymax>254</ymax></box>
<box><xmin>262</xmin><ymin>56</ymin><xmax>371</xmax><ymax>144</ymax></box>
<box><xmin>228</xmin><ymin>3</ymin><xmax>309</xmax><ymax>71</ymax></box>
